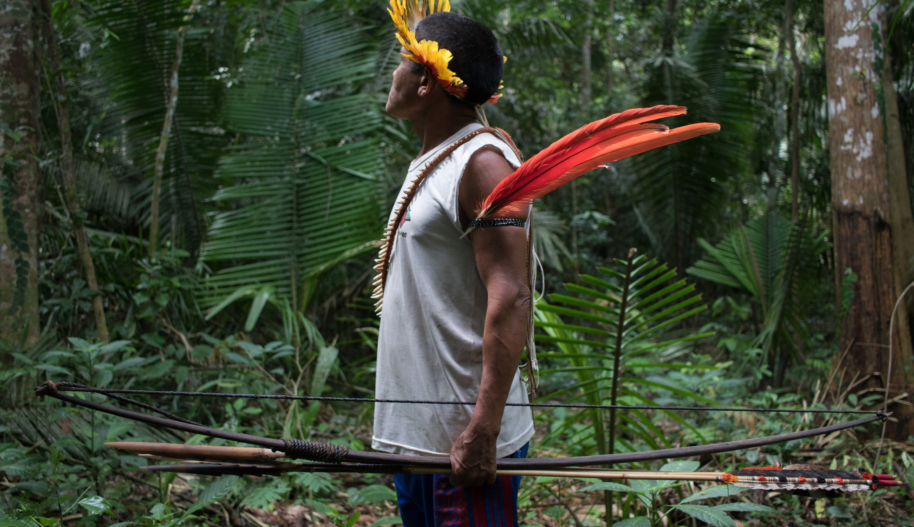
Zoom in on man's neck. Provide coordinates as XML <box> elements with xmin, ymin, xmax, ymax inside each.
<box><xmin>411</xmin><ymin>103</ymin><xmax>478</xmax><ymax>159</ymax></box>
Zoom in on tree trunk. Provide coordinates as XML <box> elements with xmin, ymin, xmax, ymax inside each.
<box><xmin>786</xmin><ymin>0</ymin><xmax>801</xmax><ymax>222</ymax></box>
<box><xmin>40</xmin><ymin>0</ymin><xmax>109</xmax><ymax>344</ymax></box>
<box><xmin>881</xmin><ymin>6</ymin><xmax>914</xmax><ymax>427</ymax></box>
<box><xmin>581</xmin><ymin>0</ymin><xmax>594</xmax><ymax>109</ymax></box>
<box><xmin>883</xmin><ymin>16</ymin><xmax>914</xmax><ymax>293</ymax></box>
<box><xmin>149</xmin><ymin>0</ymin><xmax>201</xmax><ymax>260</ymax></box>
<box><xmin>825</xmin><ymin>0</ymin><xmax>914</xmax><ymax>439</ymax></box>
<box><xmin>606</xmin><ymin>0</ymin><xmax>614</xmax><ymax>94</ymax></box>
<box><xmin>769</xmin><ymin>25</ymin><xmax>787</xmax><ymax>195</ymax></box>
<box><xmin>0</xmin><ymin>0</ymin><xmax>41</xmax><ymax>353</ymax></box>
<box><xmin>661</xmin><ymin>0</ymin><xmax>677</xmax><ymax>104</ymax></box>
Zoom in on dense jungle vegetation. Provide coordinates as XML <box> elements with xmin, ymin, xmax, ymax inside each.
<box><xmin>2</xmin><ymin>0</ymin><xmax>914</xmax><ymax>524</ymax></box>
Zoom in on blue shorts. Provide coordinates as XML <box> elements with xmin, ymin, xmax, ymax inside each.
<box><xmin>393</xmin><ymin>443</ymin><xmax>529</xmax><ymax>527</ymax></box>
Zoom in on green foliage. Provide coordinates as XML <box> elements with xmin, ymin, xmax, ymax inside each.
<box><xmin>580</xmin><ymin>462</ymin><xmax>774</xmax><ymax>527</ymax></box>
<box><xmin>349</xmin><ymin>484</ymin><xmax>397</xmax><ymax>505</ymax></box>
<box><xmin>631</xmin><ymin>16</ymin><xmax>760</xmax><ymax>270</ymax></box>
<box><xmin>687</xmin><ymin>212</ymin><xmax>829</xmax><ymax>384</ymax></box>
<box><xmin>88</xmin><ymin>0</ymin><xmax>228</xmax><ymax>256</ymax></box>
<box><xmin>198</xmin><ymin>1</ymin><xmax>384</xmax><ymax>312</ymax></box>
<box><xmin>13</xmin><ymin>0</ymin><xmax>914</xmax><ymax>524</ymax></box>
<box><xmin>536</xmin><ymin>252</ymin><xmax>714</xmax><ymax>459</ymax></box>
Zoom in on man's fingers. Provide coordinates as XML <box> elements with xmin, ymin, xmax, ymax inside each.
<box><xmin>449</xmin><ymin>467</ymin><xmax>495</xmax><ymax>487</ymax></box>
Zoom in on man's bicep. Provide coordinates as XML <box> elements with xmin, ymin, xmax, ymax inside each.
<box><xmin>458</xmin><ymin>147</ymin><xmax>526</xmax><ymax>229</ymax></box>
<box><xmin>471</xmin><ymin>225</ymin><xmax>530</xmax><ymax>299</ymax></box>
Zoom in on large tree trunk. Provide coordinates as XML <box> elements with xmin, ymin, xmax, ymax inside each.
<box><xmin>606</xmin><ymin>0</ymin><xmax>614</xmax><ymax>94</ymax></box>
<box><xmin>149</xmin><ymin>0</ymin><xmax>201</xmax><ymax>260</ymax></box>
<box><xmin>825</xmin><ymin>0</ymin><xmax>914</xmax><ymax>439</ymax></box>
<box><xmin>40</xmin><ymin>0</ymin><xmax>109</xmax><ymax>344</ymax></box>
<box><xmin>661</xmin><ymin>0</ymin><xmax>677</xmax><ymax>104</ymax></box>
<box><xmin>581</xmin><ymin>0</ymin><xmax>593</xmax><ymax>109</ymax></box>
<box><xmin>883</xmin><ymin>14</ymin><xmax>914</xmax><ymax>297</ymax></box>
<box><xmin>786</xmin><ymin>0</ymin><xmax>801</xmax><ymax>222</ymax></box>
<box><xmin>881</xmin><ymin>5</ymin><xmax>914</xmax><ymax>433</ymax></box>
<box><xmin>0</xmin><ymin>0</ymin><xmax>41</xmax><ymax>353</ymax></box>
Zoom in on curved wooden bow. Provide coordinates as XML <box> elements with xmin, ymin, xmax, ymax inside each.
<box><xmin>35</xmin><ymin>381</ymin><xmax>884</xmax><ymax>470</ymax></box>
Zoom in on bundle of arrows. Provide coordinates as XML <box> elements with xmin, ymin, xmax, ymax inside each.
<box><xmin>109</xmin><ymin>442</ymin><xmax>900</xmax><ymax>493</ymax></box>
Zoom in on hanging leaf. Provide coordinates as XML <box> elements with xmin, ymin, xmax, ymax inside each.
<box><xmin>310</xmin><ymin>346</ymin><xmax>339</xmax><ymax>398</ymax></box>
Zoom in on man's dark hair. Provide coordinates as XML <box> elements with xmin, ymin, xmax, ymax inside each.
<box><xmin>413</xmin><ymin>12</ymin><xmax>503</xmax><ymax>106</ymax></box>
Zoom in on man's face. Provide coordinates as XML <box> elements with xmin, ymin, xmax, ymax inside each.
<box><xmin>386</xmin><ymin>52</ymin><xmax>424</xmax><ymax>119</ymax></box>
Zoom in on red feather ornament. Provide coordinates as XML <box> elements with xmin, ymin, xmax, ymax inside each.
<box><xmin>474</xmin><ymin>105</ymin><xmax>721</xmax><ymax>221</ymax></box>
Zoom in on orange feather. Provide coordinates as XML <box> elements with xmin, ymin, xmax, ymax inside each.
<box><xmin>475</xmin><ymin>106</ymin><xmax>720</xmax><ymax>220</ymax></box>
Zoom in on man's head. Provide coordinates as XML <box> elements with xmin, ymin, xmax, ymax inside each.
<box><xmin>386</xmin><ymin>12</ymin><xmax>503</xmax><ymax>119</ymax></box>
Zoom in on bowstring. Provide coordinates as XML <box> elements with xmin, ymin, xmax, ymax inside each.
<box><xmin>49</xmin><ymin>382</ymin><xmax>884</xmax><ymax>416</ymax></box>
<box><xmin>874</xmin><ymin>281</ymin><xmax>914</xmax><ymax>474</ymax></box>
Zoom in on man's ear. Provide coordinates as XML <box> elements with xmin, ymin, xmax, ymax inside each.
<box><xmin>416</xmin><ymin>68</ymin><xmax>434</xmax><ymax>97</ymax></box>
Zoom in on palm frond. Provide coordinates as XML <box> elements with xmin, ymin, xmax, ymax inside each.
<box><xmin>686</xmin><ymin>212</ymin><xmax>829</xmax><ymax>382</ymax></box>
<box><xmin>88</xmin><ymin>0</ymin><xmax>227</xmax><ymax>256</ymax></box>
<box><xmin>630</xmin><ymin>16</ymin><xmax>761</xmax><ymax>270</ymax></box>
<box><xmin>198</xmin><ymin>3</ymin><xmax>383</xmax><ymax>313</ymax></box>
<box><xmin>535</xmin><ymin>253</ymin><xmax>711</xmax><ymax>460</ymax></box>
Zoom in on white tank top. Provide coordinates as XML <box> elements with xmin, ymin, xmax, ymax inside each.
<box><xmin>371</xmin><ymin>123</ymin><xmax>535</xmax><ymax>457</ymax></box>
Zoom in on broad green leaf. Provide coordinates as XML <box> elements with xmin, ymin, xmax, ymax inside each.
<box><xmin>680</xmin><ymin>485</ymin><xmax>746</xmax><ymax>503</ymax></box>
<box><xmin>827</xmin><ymin>505</ymin><xmax>851</xmax><ymax>518</ymax></box>
<box><xmin>79</xmin><ymin>496</ymin><xmax>111</xmax><ymax>515</ymax></box>
<box><xmin>11</xmin><ymin>353</ymin><xmax>32</xmax><ymax>365</ymax></box>
<box><xmin>95</xmin><ymin>368</ymin><xmax>114</xmax><ymax>388</ymax></box>
<box><xmin>205</xmin><ymin>286</ymin><xmax>257</xmax><ymax>320</ymax></box>
<box><xmin>99</xmin><ymin>340</ymin><xmax>131</xmax><ymax>353</ymax></box>
<box><xmin>350</xmin><ymin>484</ymin><xmax>397</xmax><ymax>504</ymax></box>
<box><xmin>186</xmin><ymin>475</ymin><xmax>239</xmax><ymax>514</ymax></box>
<box><xmin>578</xmin><ymin>482</ymin><xmax>640</xmax><ymax>493</ymax></box>
<box><xmin>671</xmin><ymin>504</ymin><xmax>737</xmax><ymax>527</ymax></box>
<box><xmin>660</xmin><ymin>460</ymin><xmax>700</xmax><ymax>472</ymax></box>
<box><xmin>114</xmin><ymin>357</ymin><xmax>146</xmax><ymax>371</ymax></box>
<box><xmin>0</xmin><ymin>520</ymin><xmax>40</xmax><ymax>527</ymax></box>
<box><xmin>368</xmin><ymin>517</ymin><xmax>403</xmax><ymax>527</ymax></box>
<box><xmin>310</xmin><ymin>346</ymin><xmax>339</xmax><ymax>398</ymax></box>
<box><xmin>712</xmin><ymin>503</ymin><xmax>775</xmax><ymax>513</ymax></box>
<box><xmin>67</xmin><ymin>337</ymin><xmax>93</xmax><ymax>352</ymax></box>
<box><xmin>34</xmin><ymin>364</ymin><xmax>71</xmax><ymax>376</ymax></box>
<box><xmin>244</xmin><ymin>286</ymin><xmax>274</xmax><ymax>331</ymax></box>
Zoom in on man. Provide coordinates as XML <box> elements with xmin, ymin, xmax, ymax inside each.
<box><xmin>371</xmin><ymin>3</ymin><xmax>535</xmax><ymax>525</ymax></box>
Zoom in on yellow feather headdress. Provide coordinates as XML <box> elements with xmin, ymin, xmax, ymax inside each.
<box><xmin>388</xmin><ymin>0</ymin><xmax>505</xmax><ymax>104</ymax></box>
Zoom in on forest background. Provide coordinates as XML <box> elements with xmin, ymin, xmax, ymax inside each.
<box><xmin>2</xmin><ymin>0</ymin><xmax>914</xmax><ymax>525</ymax></box>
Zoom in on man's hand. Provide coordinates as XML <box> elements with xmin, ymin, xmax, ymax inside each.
<box><xmin>449</xmin><ymin>425</ymin><xmax>498</xmax><ymax>486</ymax></box>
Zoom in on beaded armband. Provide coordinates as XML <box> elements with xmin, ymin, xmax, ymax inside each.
<box><xmin>468</xmin><ymin>218</ymin><xmax>526</xmax><ymax>228</ymax></box>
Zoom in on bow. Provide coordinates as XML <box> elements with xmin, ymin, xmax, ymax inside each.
<box><xmin>35</xmin><ymin>381</ymin><xmax>888</xmax><ymax>475</ymax></box>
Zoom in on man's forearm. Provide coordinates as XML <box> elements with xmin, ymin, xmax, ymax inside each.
<box><xmin>467</xmin><ymin>287</ymin><xmax>531</xmax><ymax>437</ymax></box>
